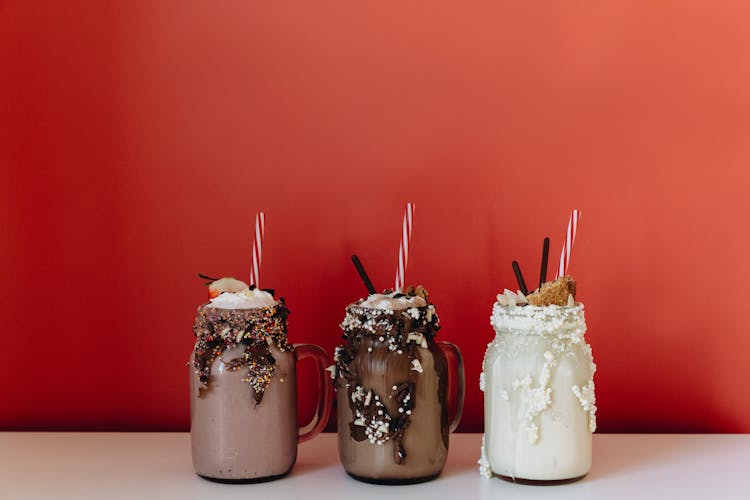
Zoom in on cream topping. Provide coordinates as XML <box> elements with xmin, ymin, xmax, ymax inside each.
<box><xmin>357</xmin><ymin>292</ymin><xmax>427</xmax><ymax>311</ymax></box>
<box><xmin>207</xmin><ymin>288</ymin><xmax>277</xmax><ymax>309</ymax></box>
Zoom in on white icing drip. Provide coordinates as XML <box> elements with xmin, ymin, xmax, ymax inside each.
<box><xmin>572</xmin><ymin>379</ymin><xmax>598</xmax><ymax>432</ymax></box>
<box><xmin>478</xmin><ymin>433</ymin><xmax>492</xmax><ymax>478</ymax></box>
<box><xmin>511</xmin><ymin>351</ymin><xmax>557</xmax><ymax>444</ymax></box>
<box><xmin>479</xmin><ymin>372</ymin><xmax>485</xmax><ymax>392</ymax></box>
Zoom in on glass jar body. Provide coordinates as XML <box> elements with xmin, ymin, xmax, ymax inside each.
<box><xmin>190</xmin><ymin>345</ymin><xmax>297</xmax><ymax>482</ymax></box>
<box><xmin>482</xmin><ymin>306</ymin><xmax>596</xmax><ymax>482</ymax></box>
<box><xmin>336</xmin><ymin>340</ymin><xmax>449</xmax><ymax>484</ymax></box>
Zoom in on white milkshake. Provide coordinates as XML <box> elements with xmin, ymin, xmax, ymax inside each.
<box><xmin>479</xmin><ymin>279</ymin><xmax>596</xmax><ymax>482</ymax></box>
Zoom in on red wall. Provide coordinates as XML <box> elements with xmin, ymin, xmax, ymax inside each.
<box><xmin>2</xmin><ymin>1</ymin><xmax>749</xmax><ymax>432</ymax></box>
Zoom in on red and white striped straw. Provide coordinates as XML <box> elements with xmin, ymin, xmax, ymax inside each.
<box><xmin>250</xmin><ymin>212</ymin><xmax>265</xmax><ymax>288</ymax></box>
<box><xmin>556</xmin><ymin>209</ymin><xmax>580</xmax><ymax>278</ymax></box>
<box><xmin>394</xmin><ymin>203</ymin><xmax>415</xmax><ymax>292</ymax></box>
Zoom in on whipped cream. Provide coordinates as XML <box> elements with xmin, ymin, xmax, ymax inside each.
<box><xmin>207</xmin><ymin>288</ymin><xmax>277</xmax><ymax>309</ymax></box>
<box><xmin>358</xmin><ymin>292</ymin><xmax>427</xmax><ymax>311</ymax></box>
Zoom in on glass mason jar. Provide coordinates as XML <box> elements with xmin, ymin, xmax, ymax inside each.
<box><xmin>190</xmin><ymin>302</ymin><xmax>332</xmax><ymax>483</ymax></box>
<box><xmin>480</xmin><ymin>303</ymin><xmax>596</xmax><ymax>483</ymax></box>
<box><xmin>335</xmin><ymin>297</ymin><xmax>465</xmax><ymax>484</ymax></box>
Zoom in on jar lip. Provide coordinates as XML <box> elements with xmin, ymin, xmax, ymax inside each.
<box><xmin>340</xmin><ymin>301</ymin><xmax>440</xmax><ymax>344</ymax></box>
<box><xmin>346</xmin><ymin>303</ymin><xmax>433</xmax><ymax>315</ymax></box>
<box><xmin>492</xmin><ymin>302</ymin><xmax>584</xmax><ymax>313</ymax></box>
<box><xmin>193</xmin><ymin>301</ymin><xmax>290</xmax><ymax>344</ymax></box>
<box><xmin>490</xmin><ymin>302</ymin><xmax>586</xmax><ymax>337</ymax></box>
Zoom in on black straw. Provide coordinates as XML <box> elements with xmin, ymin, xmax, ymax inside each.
<box><xmin>539</xmin><ymin>237</ymin><xmax>550</xmax><ymax>289</ymax></box>
<box><xmin>512</xmin><ymin>261</ymin><xmax>529</xmax><ymax>296</ymax></box>
<box><xmin>351</xmin><ymin>255</ymin><xmax>377</xmax><ymax>294</ymax></box>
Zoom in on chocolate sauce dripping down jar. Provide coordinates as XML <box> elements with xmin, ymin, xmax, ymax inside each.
<box><xmin>334</xmin><ymin>290</ymin><xmax>465</xmax><ymax>484</ymax></box>
<box><xmin>190</xmin><ymin>300</ymin><xmax>333</xmax><ymax>483</ymax></box>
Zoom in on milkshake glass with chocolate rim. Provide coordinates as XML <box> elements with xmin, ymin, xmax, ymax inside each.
<box><xmin>479</xmin><ymin>277</ymin><xmax>597</xmax><ymax>483</ymax></box>
<box><xmin>335</xmin><ymin>286</ymin><xmax>465</xmax><ymax>484</ymax></box>
<box><xmin>190</xmin><ymin>281</ymin><xmax>332</xmax><ymax>483</ymax></box>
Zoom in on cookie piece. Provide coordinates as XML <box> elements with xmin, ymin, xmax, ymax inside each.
<box><xmin>527</xmin><ymin>276</ymin><xmax>577</xmax><ymax>306</ymax></box>
<box><xmin>404</xmin><ymin>284</ymin><xmax>429</xmax><ymax>300</ymax></box>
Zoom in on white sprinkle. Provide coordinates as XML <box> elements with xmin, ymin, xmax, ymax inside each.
<box><xmin>411</xmin><ymin>359</ymin><xmax>424</xmax><ymax>373</ymax></box>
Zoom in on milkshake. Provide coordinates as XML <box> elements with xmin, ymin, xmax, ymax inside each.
<box><xmin>335</xmin><ymin>285</ymin><xmax>465</xmax><ymax>484</ymax></box>
<box><xmin>190</xmin><ymin>277</ymin><xmax>332</xmax><ymax>482</ymax></box>
<box><xmin>479</xmin><ymin>276</ymin><xmax>597</xmax><ymax>482</ymax></box>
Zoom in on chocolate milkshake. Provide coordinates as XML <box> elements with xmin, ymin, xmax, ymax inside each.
<box><xmin>334</xmin><ymin>285</ymin><xmax>465</xmax><ymax>484</ymax></box>
<box><xmin>190</xmin><ymin>278</ymin><xmax>331</xmax><ymax>482</ymax></box>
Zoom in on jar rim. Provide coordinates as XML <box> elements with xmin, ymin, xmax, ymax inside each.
<box><xmin>490</xmin><ymin>302</ymin><xmax>586</xmax><ymax>337</ymax></box>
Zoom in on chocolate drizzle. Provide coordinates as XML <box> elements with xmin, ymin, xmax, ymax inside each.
<box><xmin>192</xmin><ymin>301</ymin><xmax>291</xmax><ymax>405</ymax></box>
<box><xmin>335</xmin><ymin>291</ymin><xmax>440</xmax><ymax>465</ymax></box>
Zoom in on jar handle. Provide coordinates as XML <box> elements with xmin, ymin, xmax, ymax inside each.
<box><xmin>437</xmin><ymin>341</ymin><xmax>465</xmax><ymax>433</ymax></box>
<box><xmin>294</xmin><ymin>343</ymin><xmax>334</xmax><ymax>443</ymax></box>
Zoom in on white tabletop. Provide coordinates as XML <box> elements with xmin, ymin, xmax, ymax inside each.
<box><xmin>1</xmin><ymin>432</ymin><xmax>748</xmax><ymax>499</ymax></box>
